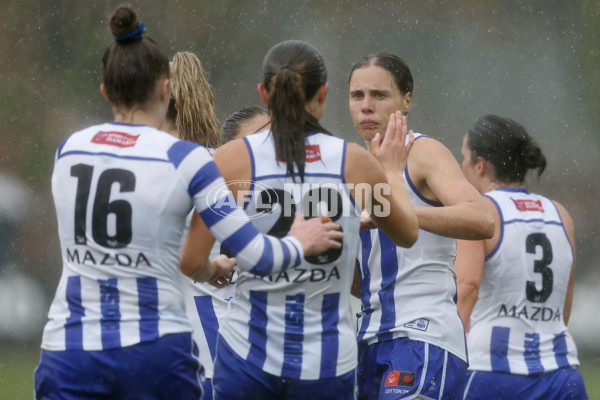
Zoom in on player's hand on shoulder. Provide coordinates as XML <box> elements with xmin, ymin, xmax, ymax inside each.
<box><xmin>290</xmin><ymin>212</ymin><xmax>344</xmax><ymax>255</ymax></box>
<box><xmin>208</xmin><ymin>255</ymin><xmax>237</xmax><ymax>288</ymax></box>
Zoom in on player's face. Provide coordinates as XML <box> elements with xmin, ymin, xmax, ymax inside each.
<box><xmin>349</xmin><ymin>65</ymin><xmax>411</xmax><ymax>143</ymax></box>
<box><xmin>460</xmin><ymin>135</ymin><xmax>481</xmax><ymax>192</ymax></box>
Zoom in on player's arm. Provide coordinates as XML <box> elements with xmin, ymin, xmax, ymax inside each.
<box><xmin>455</xmin><ymin>239</ymin><xmax>485</xmax><ymax>333</ymax></box>
<box><xmin>409</xmin><ymin>138</ymin><xmax>494</xmax><ymax>239</ymax></box>
<box><xmin>455</xmin><ymin>196</ymin><xmax>499</xmax><ymax>332</ymax></box>
<box><xmin>180</xmin><ymin>212</ymin><xmax>235</xmax><ymax>286</ymax></box>
<box><xmin>345</xmin><ymin>142</ymin><xmax>418</xmax><ymax>248</ymax></box>
<box><xmin>554</xmin><ymin>200</ymin><xmax>577</xmax><ymax>324</ymax></box>
<box><xmin>203</xmin><ymin>139</ymin><xmax>342</xmax><ymax>273</ymax></box>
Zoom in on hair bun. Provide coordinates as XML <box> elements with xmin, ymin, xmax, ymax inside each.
<box><xmin>110</xmin><ymin>5</ymin><xmax>140</xmax><ymax>40</ymax></box>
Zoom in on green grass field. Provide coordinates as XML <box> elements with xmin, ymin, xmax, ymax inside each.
<box><xmin>1</xmin><ymin>344</ymin><xmax>599</xmax><ymax>399</ymax></box>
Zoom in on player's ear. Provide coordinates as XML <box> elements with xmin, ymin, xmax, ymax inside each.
<box><xmin>100</xmin><ymin>83</ymin><xmax>110</xmax><ymax>102</ymax></box>
<box><xmin>402</xmin><ymin>92</ymin><xmax>412</xmax><ymax>114</ymax></box>
<box><xmin>159</xmin><ymin>78</ymin><xmax>169</xmax><ymax>102</ymax></box>
<box><xmin>318</xmin><ymin>83</ymin><xmax>328</xmax><ymax>105</ymax></box>
<box><xmin>258</xmin><ymin>84</ymin><xmax>269</xmax><ymax>105</ymax></box>
<box><xmin>476</xmin><ymin>156</ymin><xmax>488</xmax><ymax>176</ymax></box>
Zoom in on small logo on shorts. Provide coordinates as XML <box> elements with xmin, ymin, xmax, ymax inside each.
<box><xmin>404</xmin><ymin>318</ymin><xmax>429</xmax><ymax>331</ymax></box>
<box><xmin>384</xmin><ymin>371</ymin><xmax>416</xmax><ymax>387</ymax></box>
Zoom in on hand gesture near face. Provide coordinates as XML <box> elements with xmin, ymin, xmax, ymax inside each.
<box><xmin>370</xmin><ymin>111</ymin><xmax>414</xmax><ymax>174</ymax></box>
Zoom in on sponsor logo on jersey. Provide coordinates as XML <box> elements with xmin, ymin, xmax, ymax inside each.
<box><xmin>511</xmin><ymin>198</ymin><xmax>544</xmax><ymax>212</ymax></box>
<box><xmin>92</xmin><ymin>131</ymin><xmax>140</xmax><ymax>147</ymax></box>
<box><xmin>498</xmin><ymin>304</ymin><xmax>562</xmax><ymax>322</ymax></box>
<box><xmin>305</xmin><ymin>144</ymin><xmax>321</xmax><ymax>162</ymax></box>
<box><xmin>275</xmin><ymin>145</ymin><xmax>322</xmax><ymax>163</ymax></box>
<box><xmin>384</xmin><ymin>371</ymin><xmax>416</xmax><ymax>387</ymax></box>
<box><xmin>404</xmin><ymin>318</ymin><xmax>429</xmax><ymax>331</ymax></box>
<box><xmin>67</xmin><ymin>247</ymin><xmax>152</xmax><ymax>268</ymax></box>
<box><xmin>256</xmin><ymin>265</ymin><xmax>341</xmax><ymax>283</ymax></box>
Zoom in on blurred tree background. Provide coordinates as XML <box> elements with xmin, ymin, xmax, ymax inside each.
<box><xmin>0</xmin><ymin>0</ymin><xmax>598</xmax><ymax>382</ymax></box>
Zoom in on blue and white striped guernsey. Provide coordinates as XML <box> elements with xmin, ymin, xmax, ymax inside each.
<box><xmin>467</xmin><ymin>188</ymin><xmax>580</xmax><ymax>374</ymax></box>
<box><xmin>218</xmin><ymin>130</ymin><xmax>361</xmax><ymax>380</ymax></box>
<box><xmin>42</xmin><ymin>122</ymin><xmax>303</xmax><ymax>351</ymax></box>
<box><xmin>181</xmin><ymin>241</ymin><xmax>236</xmax><ymax>380</ymax></box>
<box><xmin>356</xmin><ymin>133</ymin><xmax>467</xmax><ymax>362</ymax></box>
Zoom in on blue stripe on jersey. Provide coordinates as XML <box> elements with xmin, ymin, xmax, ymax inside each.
<box><xmin>65</xmin><ymin>276</ymin><xmax>85</xmax><ymax>350</ymax></box>
<box><xmin>320</xmin><ymin>292</ymin><xmax>340</xmax><ymax>378</ymax></box>
<box><xmin>250</xmin><ymin>236</ymin><xmax>275</xmax><ymax>276</ymax></box>
<box><xmin>282</xmin><ymin>293</ymin><xmax>305</xmax><ymax>379</ymax></box>
<box><xmin>194</xmin><ymin>295</ymin><xmax>219</xmax><ymax>361</ymax></box>
<box><xmin>281</xmin><ymin>240</ymin><xmax>291</xmax><ymax>268</ymax></box>
<box><xmin>404</xmin><ymin>166</ymin><xmax>442</xmax><ymax>207</ymax></box>
<box><xmin>199</xmin><ymin>193</ymin><xmax>238</xmax><ymax>228</ymax></box>
<box><xmin>524</xmin><ymin>333</ymin><xmax>544</xmax><ymax>374</ymax></box>
<box><xmin>377</xmin><ymin>230</ymin><xmax>398</xmax><ymax>341</ymax></box>
<box><xmin>167</xmin><ymin>140</ymin><xmax>198</xmax><ymax>168</ymax></box>
<box><xmin>490</xmin><ymin>326</ymin><xmax>511</xmax><ymax>373</ymax></box>
<box><xmin>247</xmin><ymin>291</ymin><xmax>269</xmax><ymax>368</ymax></box>
<box><xmin>98</xmin><ymin>278</ymin><xmax>121</xmax><ymax>349</ymax></box>
<box><xmin>188</xmin><ymin>161</ymin><xmax>221</xmax><ymax>198</ymax></box>
<box><xmin>504</xmin><ymin>218</ymin><xmax>564</xmax><ymax>226</ymax></box>
<box><xmin>57</xmin><ymin>150</ymin><xmax>168</xmax><ymax>163</ymax></box>
<box><xmin>56</xmin><ymin>138</ymin><xmax>69</xmax><ymax>159</ymax></box>
<box><xmin>357</xmin><ymin>231</ymin><xmax>373</xmax><ymax>343</ymax></box>
<box><xmin>553</xmin><ymin>332</ymin><xmax>571</xmax><ymax>368</ymax></box>
<box><xmin>243</xmin><ymin>137</ymin><xmax>256</xmax><ymax>209</ymax></box>
<box><xmin>137</xmin><ymin>277</ymin><xmax>159</xmax><ymax>342</ymax></box>
<box><xmin>254</xmin><ymin>173</ymin><xmax>342</xmax><ymax>181</ymax></box>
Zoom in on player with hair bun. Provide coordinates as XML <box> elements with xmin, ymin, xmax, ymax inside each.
<box><xmin>457</xmin><ymin>115</ymin><xmax>588</xmax><ymax>399</ymax></box>
<box><xmin>34</xmin><ymin>6</ymin><xmax>343</xmax><ymax>399</ymax></box>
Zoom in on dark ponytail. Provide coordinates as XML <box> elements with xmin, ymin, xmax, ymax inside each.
<box><xmin>466</xmin><ymin>115</ymin><xmax>546</xmax><ymax>184</ymax></box>
<box><xmin>102</xmin><ymin>4</ymin><xmax>169</xmax><ymax>108</ymax></box>
<box><xmin>262</xmin><ymin>40</ymin><xmax>330</xmax><ymax>182</ymax></box>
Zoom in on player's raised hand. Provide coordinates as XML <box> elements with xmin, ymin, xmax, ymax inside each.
<box><xmin>370</xmin><ymin>111</ymin><xmax>414</xmax><ymax>174</ymax></box>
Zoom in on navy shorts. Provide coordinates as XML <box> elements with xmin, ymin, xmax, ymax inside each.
<box><xmin>464</xmin><ymin>368</ymin><xmax>588</xmax><ymax>400</ymax></box>
<box><xmin>357</xmin><ymin>337</ymin><xmax>467</xmax><ymax>400</ymax></box>
<box><xmin>34</xmin><ymin>332</ymin><xmax>203</xmax><ymax>400</ymax></box>
<box><xmin>213</xmin><ymin>336</ymin><xmax>355</xmax><ymax>400</ymax></box>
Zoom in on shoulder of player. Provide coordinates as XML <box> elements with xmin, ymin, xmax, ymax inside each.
<box><xmin>212</xmin><ymin>138</ymin><xmax>251</xmax><ymax>181</ymax></box>
<box><xmin>408</xmin><ymin>135</ymin><xmax>460</xmax><ymax>179</ymax></box>
<box><xmin>410</xmin><ymin>135</ymin><xmax>454</xmax><ymax>162</ymax></box>
<box><xmin>552</xmin><ymin>199</ymin><xmax>575</xmax><ymax>233</ymax></box>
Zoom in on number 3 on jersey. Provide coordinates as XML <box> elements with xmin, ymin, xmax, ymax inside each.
<box><xmin>525</xmin><ymin>232</ymin><xmax>553</xmax><ymax>303</ymax></box>
<box><xmin>71</xmin><ymin>164</ymin><xmax>135</xmax><ymax>248</ymax></box>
